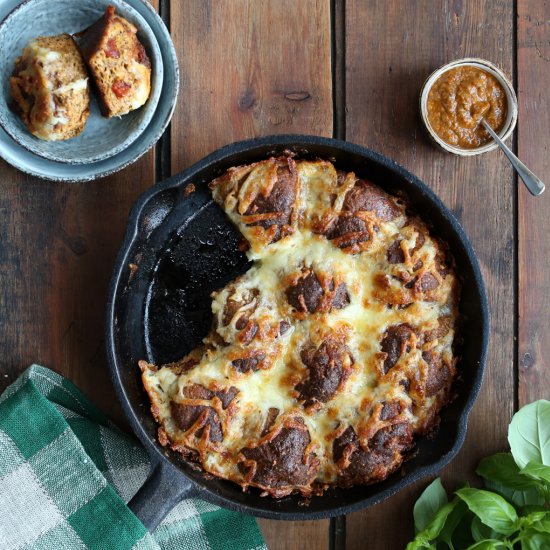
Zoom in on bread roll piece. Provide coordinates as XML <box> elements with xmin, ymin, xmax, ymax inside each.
<box><xmin>76</xmin><ymin>6</ymin><xmax>151</xmax><ymax>118</ymax></box>
<box><xmin>10</xmin><ymin>34</ymin><xmax>90</xmax><ymax>141</ymax></box>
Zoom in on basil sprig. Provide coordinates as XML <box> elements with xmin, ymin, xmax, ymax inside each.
<box><xmin>406</xmin><ymin>400</ymin><xmax>550</xmax><ymax>549</ymax></box>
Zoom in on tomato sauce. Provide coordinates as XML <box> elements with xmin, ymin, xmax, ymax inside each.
<box><xmin>427</xmin><ymin>66</ymin><xmax>507</xmax><ymax>149</ymax></box>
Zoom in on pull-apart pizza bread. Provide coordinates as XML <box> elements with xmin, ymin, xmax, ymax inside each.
<box><xmin>140</xmin><ymin>156</ymin><xmax>460</xmax><ymax>498</ymax></box>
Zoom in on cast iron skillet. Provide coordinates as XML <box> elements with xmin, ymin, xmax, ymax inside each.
<box><xmin>106</xmin><ymin>135</ymin><xmax>489</xmax><ymax>530</ymax></box>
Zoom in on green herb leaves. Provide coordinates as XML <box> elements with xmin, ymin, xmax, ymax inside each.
<box><xmin>476</xmin><ymin>453</ymin><xmax>537</xmax><ymax>490</ymax></box>
<box><xmin>414</xmin><ymin>478</ymin><xmax>449</xmax><ymax>532</ymax></box>
<box><xmin>406</xmin><ymin>400</ymin><xmax>550</xmax><ymax>549</ymax></box>
<box><xmin>455</xmin><ymin>488</ymin><xmax>518</xmax><ymax>535</ymax></box>
<box><xmin>477</xmin><ymin>453</ymin><xmax>545</xmax><ymax>508</ymax></box>
<box><xmin>508</xmin><ymin>400</ymin><xmax>550</xmax><ymax>469</ymax></box>
<box><xmin>520</xmin><ymin>462</ymin><xmax>550</xmax><ymax>485</ymax></box>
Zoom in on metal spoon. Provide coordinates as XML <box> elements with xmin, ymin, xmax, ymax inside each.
<box><xmin>481</xmin><ymin>119</ymin><xmax>545</xmax><ymax>196</ymax></box>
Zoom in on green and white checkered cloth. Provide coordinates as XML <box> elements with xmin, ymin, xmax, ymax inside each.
<box><xmin>0</xmin><ymin>365</ymin><xmax>266</xmax><ymax>550</ymax></box>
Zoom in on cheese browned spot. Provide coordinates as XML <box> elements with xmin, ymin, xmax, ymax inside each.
<box><xmin>232</xmin><ymin>353</ymin><xmax>266</xmax><ymax>373</ymax></box>
<box><xmin>380</xmin><ymin>324</ymin><xmax>414</xmax><ymax>374</ymax></box>
<box><xmin>343</xmin><ymin>179</ymin><xmax>401</xmax><ymax>220</ymax></box>
<box><xmin>296</xmin><ymin>338</ymin><xmax>353</xmax><ymax>406</ymax></box>
<box><xmin>286</xmin><ymin>270</ymin><xmax>350</xmax><ymax>314</ymax></box>
<box><xmin>239</xmin><ymin>419</ymin><xmax>319</xmax><ymax>497</ymax></box>
<box><xmin>141</xmin><ymin>156</ymin><xmax>460</xmax><ymax>498</ymax></box>
<box><xmin>333</xmin><ymin>422</ymin><xmax>413</xmax><ymax>487</ymax></box>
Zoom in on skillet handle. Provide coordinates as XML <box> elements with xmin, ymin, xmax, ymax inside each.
<box><xmin>128</xmin><ymin>458</ymin><xmax>196</xmax><ymax>531</ymax></box>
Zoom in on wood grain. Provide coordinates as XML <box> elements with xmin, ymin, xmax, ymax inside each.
<box><xmin>169</xmin><ymin>1</ymin><xmax>333</xmax><ymax>547</ymax></box>
<box><xmin>344</xmin><ymin>1</ymin><xmax>515</xmax><ymax>548</ymax></box>
<box><xmin>517</xmin><ymin>0</ymin><xmax>550</xmax><ymax>406</ymax></box>
<box><xmin>0</xmin><ymin>155</ymin><xmax>155</xmax><ymax>426</ymax></box>
<box><xmin>169</xmin><ymin>0</ymin><xmax>333</xmax><ymax>173</ymax></box>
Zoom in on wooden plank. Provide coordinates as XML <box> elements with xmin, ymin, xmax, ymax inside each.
<box><xmin>344</xmin><ymin>1</ymin><xmax>515</xmax><ymax>548</ymax></box>
<box><xmin>517</xmin><ymin>1</ymin><xmax>550</xmax><ymax>406</ymax></box>
<box><xmin>170</xmin><ymin>0</ymin><xmax>333</xmax><ymax>173</ymax></box>
<box><xmin>0</xmin><ymin>1</ymin><xmax>159</xmax><ymax>425</ymax></box>
<box><xmin>169</xmin><ymin>1</ymin><xmax>333</xmax><ymax>547</ymax></box>
<box><xmin>0</xmin><ymin>156</ymin><xmax>156</xmax><ymax>426</ymax></box>
<box><xmin>259</xmin><ymin>520</ymin><xmax>332</xmax><ymax>550</ymax></box>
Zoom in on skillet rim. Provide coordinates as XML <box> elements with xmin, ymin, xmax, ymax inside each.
<box><xmin>106</xmin><ymin>134</ymin><xmax>489</xmax><ymax>520</ymax></box>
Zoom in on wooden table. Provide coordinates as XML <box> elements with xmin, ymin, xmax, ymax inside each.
<box><xmin>1</xmin><ymin>1</ymin><xmax>548</xmax><ymax>548</ymax></box>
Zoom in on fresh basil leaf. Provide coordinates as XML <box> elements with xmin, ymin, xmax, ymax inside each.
<box><xmin>522</xmin><ymin>511</ymin><xmax>548</xmax><ymax>524</ymax></box>
<box><xmin>420</xmin><ymin>500</ymin><xmax>458</xmax><ymax>540</ymax></box>
<box><xmin>439</xmin><ymin>499</ymin><xmax>468</xmax><ymax>545</ymax></box>
<box><xmin>521</xmin><ymin>462</ymin><xmax>550</xmax><ymax>484</ymax></box>
<box><xmin>527</xmin><ymin>512</ymin><xmax>550</xmax><ymax>533</ymax></box>
<box><xmin>519</xmin><ymin>529</ymin><xmax>550</xmax><ymax>550</ymax></box>
<box><xmin>471</xmin><ymin>515</ymin><xmax>503</xmax><ymax>542</ymax></box>
<box><xmin>414</xmin><ymin>478</ymin><xmax>448</xmax><ymax>532</ymax></box>
<box><xmin>477</xmin><ymin>453</ymin><xmax>538</xmax><ymax>490</ymax></box>
<box><xmin>484</xmin><ymin>478</ymin><xmax>545</xmax><ymax>508</ymax></box>
<box><xmin>521</xmin><ymin>505</ymin><xmax>549</xmax><ymax>515</ymax></box>
<box><xmin>468</xmin><ymin>542</ymin><xmax>504</xmax><ymax>550</ymax></box>
<box><xmin>405</xmin><ymin>539</ymin><xmax>431</xmax><ymax>550</ymax></box>
<box><xmin>409</xmin><ymin>500</ymin><xmax>459</xmax><ymax>547</ymax></box>
<box><xmin>456</xmin><ymin>488</ymin><xmax>519</xmax><ymax>536</ymax></box>
<box><xmin>508</xmin><ymin>400</ymin><xmax>550</xmax><ymax>468</ymax></box>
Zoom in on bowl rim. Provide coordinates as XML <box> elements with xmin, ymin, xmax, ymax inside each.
<box><xmin>419</xmin><ymin>57</ymin><xmax>518</xmax><ymax>156</ymax></box>
<box><xmin>0</xmin><ymin>0</ymin><xmax>164</xmax><ymax>165</ymax></box>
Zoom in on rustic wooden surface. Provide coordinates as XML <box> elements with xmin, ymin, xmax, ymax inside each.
<box><xmin>517</xmin><ymin>0</ymin><xmax>550</xmax><ymax>407</ymax></box>
<box><xmin>0</xmin><ymin>1</ymin><xmax>547</xmax><ymax>548</ymax></box>
<box><xmin>0</xmin><ymin>120</ymin><xmax>156</xmax><ymax>427</ymax></box>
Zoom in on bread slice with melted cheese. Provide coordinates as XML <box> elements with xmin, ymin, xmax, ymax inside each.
<box><xmin>10</xmin><ymin>35</ymin><xmax>90</xmax><ymax>141</ymax></box>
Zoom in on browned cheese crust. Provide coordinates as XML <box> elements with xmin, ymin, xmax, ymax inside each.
<box><xmin>140</xmin><ymin>156</ymin><xmax>460</xmax><ymax>498</ymax></box>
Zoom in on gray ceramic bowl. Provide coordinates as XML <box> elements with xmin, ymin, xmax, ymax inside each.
<box><xmin>0</xmin><ymin>0</ymin><xmax>178</xmax><ymax>182</ymax></box>
<box><xmin>0</xmin><ymin>0</ymin><xmax>163</xmax><ymax>164</ymax></box>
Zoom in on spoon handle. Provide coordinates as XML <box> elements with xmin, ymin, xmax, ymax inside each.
<box><xmin>482</xmin><ymin>120</ymin><xmax>545</xmax><ymax>196</ymax></box>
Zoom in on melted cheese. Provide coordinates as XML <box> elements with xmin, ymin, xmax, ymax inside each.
<box><xmin>29</xmin><ymin>45</ymin><xmax>61</xmax><ymax>65</ymax></box>
<box><xmin>127</xmin><ymin>60</ymin><xmax>151</xmax><ymax>110</ymax></box>
<box><xmin>142</xmin><ymin>159</ymin><xmax>459</xmax><ymax>495</ymax></box>
<box><xmin>53</xmin><ymin>78</ymin><xmax>88</xmax><ymax>95</ymax></box>
<box><xmin>15</xmin><ymin>40</ymin><xmax>88</xmax><ymax>141</ymax></box>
